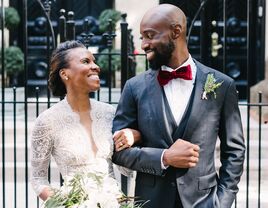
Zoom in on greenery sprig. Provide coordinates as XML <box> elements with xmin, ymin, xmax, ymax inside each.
<box><xmin>202</xmin><ymin>73</ymin><xmax>223</xmax><ymax>100</ymax></box>
<box><xmin>44</xmin><ymin>171</ymin><xmax>147</xmax><ymax>208</ymax></box>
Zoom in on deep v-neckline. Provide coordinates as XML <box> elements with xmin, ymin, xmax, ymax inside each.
<box><xmin>79</xmin><ymin>115</ymin><xmax>98</xmax><ymax>157</ymax></box>
<box><xmin>64</xmin><ymin>97</ymin><xmax>99</xmax><ymax>157</ymax></box>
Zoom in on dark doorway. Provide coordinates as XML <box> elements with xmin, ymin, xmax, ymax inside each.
<box><xmin>159</xmin><ymin>0</ymin><xmax>266</xmax><ymax>100</ymax></box>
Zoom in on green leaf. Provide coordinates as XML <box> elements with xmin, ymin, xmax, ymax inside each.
<box><xmin>203</xmin><ymin>74</ymin><xmax>223</xmax><ymax>99</ymax></box>
<box><xmin>98</xmin><ymin>9</ymin><xmax>121</xmax><ymax>33</ymax></box>
<box><xmin>0</xmin><ymin>46</ymin><xmax>24</xmax><ymax>75</ymax></box>
<box><xmin>0</xmin><ymin>7</ymin><xmax>20</xmax><ymax>30</ymax></box>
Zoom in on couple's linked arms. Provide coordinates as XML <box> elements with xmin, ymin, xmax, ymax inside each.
<box><xmin>112</xmin><ymin>81</ymin><xmax>200</xmax><ymax>176</ymax></box>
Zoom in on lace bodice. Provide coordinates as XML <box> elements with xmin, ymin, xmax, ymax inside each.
<box><xmin>30</xmin><ymin>98</ymin><xmax>115</xmax><ymax>195</ymax></box>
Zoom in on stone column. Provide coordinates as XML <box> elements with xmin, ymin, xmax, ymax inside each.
<box><xmin>262</xmin><ymin>1</ymin><xmax>268</xmax><ymax>123</ymax></box>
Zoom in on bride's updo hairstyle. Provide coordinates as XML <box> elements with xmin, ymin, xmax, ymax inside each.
<box><xmin>49</xmin><ymin>40</ymin><xmax>86</xmax><ymax>96</ymax></box>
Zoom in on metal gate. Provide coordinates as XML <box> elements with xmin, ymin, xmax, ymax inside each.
<box><xmin>1</xmin><ymin>0</ymin><xmax>267</xmax><ymax>207</ymax></box>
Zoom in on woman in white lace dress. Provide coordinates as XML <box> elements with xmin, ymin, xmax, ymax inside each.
<box><xmin>30</xmin><ymin>41</ymin><xmax>140</xmax><ymax>201</ymax></box>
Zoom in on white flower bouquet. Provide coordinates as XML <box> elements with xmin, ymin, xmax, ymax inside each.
<box><xmin>43</xmin><ymin>171</ymin><xmax>146</xmax><ymax>208</ymax></box>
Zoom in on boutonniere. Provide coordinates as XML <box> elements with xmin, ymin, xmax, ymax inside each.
<box><xmin>201</xmin><ymin>73</ymin><xmax>223</xmax><ymax>100</ymax></box>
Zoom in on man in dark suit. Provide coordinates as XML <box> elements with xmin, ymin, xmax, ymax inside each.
<box><xmin>112</xmin><ymin>4</ymin><xmax>245</xmax><ymax>208</ymax></box>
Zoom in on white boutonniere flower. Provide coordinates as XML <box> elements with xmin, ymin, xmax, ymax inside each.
<box><xmin>202</xmin><ymin>73</ymin><xmax>223</xmax><ymax>100</ymax></box>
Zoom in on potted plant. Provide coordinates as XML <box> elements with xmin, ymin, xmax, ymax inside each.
<box><xmin>0</xmin><ymin>46</ymin><xmax>24</xmax><ymax>86</ymax></box>
<box><xmin>0</xmin><ymin>6</ymin><xmax>24</xmax><ymax>87</ymax></box>
<box><xmin>0</xmin><ymin>46</ymin><xmax>24</xmax><ymax>115</ymax></box>
<box><xmin>0</xmin><ymin>6</ymin><xmax>24</xmax><ymax>114</ymax></box>
<box><xmin>1</xmin><ymin>7</ymin><xmax>20</xmax><ymax>30</ymax></box>
<box><xmin>98</xmin><ymin>9</ymin><xmax>121</xmax><ymax>33</ymax></box>
<box><xmin>97</xmin><ymin>9</ymin><xmax>122</xmax><ymax>87</ymax></box>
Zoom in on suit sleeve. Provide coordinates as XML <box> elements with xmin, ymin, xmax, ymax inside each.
<box><xmin>217</xmin><ymin>80</ymin><xmax>246</xmax><ymax>207</ymax></box>
<box><xmin>112</xmin><ymin>81</ymin><xmax>165</xmax><ymax>176</ymax></box>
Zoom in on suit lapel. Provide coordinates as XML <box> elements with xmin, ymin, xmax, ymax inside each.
<box><xmin>146</xmin><ymin>70</ymin><xmax>174</xmax><ymax>145</ymax></box>
<box><xmin>182</xmin><ymin>62</ymin><xmax>209</xmax><ymax>140</ymax></box>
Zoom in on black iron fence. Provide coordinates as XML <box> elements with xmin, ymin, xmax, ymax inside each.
<box><xmin>1</xmin><ymin>0</ymin><xmax>268</xmax><ymax>207</ymax></box>
<box><xmin>0</xmin><ymin>88</ymin><xmax>267</xmax><ymax>208</ymax></box>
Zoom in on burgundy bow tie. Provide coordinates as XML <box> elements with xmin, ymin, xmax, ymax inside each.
<box><xmin>157</xmin><ymin>65</ymin><xmax>192</xmax><ymax>86</ymax></box>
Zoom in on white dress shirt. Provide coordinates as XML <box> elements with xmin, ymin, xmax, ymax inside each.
<box><xmin>160</xmin><ymin>54</ymin><xmax>197</xmax><ymax>169</ymax></box>
<box><xmin>161</xmin><ymin>54</ymin><xmax>197</xmax><ymax>125</ymax></box>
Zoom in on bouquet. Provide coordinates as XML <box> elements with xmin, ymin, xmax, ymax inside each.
<box><xmin>43</xmin><ymin>171</ymin><xmax>145</xmax><ymax>208</ymax></box>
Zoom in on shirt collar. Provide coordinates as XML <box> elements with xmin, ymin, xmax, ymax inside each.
<box><xmin>161</xmin><ymin>54</ymin><xmax>196</xmax><ymax>82</ymax></box>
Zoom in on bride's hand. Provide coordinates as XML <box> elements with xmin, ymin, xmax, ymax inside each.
<box><xmin>113</xmin><ymin>128</ymin><xmax>141</xmax><ymax>152</ymax></box>
<box><xmin>39</xmin><ymin>187</ymin><xmax>54</xmax><ymax>201</ymax></box>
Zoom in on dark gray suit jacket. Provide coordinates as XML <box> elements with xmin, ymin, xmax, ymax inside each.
<box><xmin>112</xmin><ymin>60</ymin><xmax>245</xmax><ymax>208</ymax></box>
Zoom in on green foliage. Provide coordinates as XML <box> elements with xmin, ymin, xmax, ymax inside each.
<box><xmin>0</xmin><ymin>46</ymin><xmax>24</xmax><ymax>75</ymax></box>
<box><xmin>0</xmin><ymin>7</ymin><xmax>23</xmax><ymax>87</ymax></box>
<box><xmin>0</xmin><ymin>7</ymin><xmax>20</xmax><ymax>30</ymax></box>
<box><xmin>45</xmin><ymin>174</ymin><xmax>88</xmax><ymax>208</ymax></box>
<box><xmin>203</xmin><ymin>74</ymin><xmax>223</xmax><ymax>99</ymax></box>
<box><xmin>44</xmin><ymin>171</ymin><xmax>145</xmax><ymax>208</ymax></box>
<box><xmin>98</xmin><ymin>9</ymin><xmax>121</xmax><ymax>32</ymax></box>
<box><xmin>97</xmin><ymin>48</ymin><xmax>121</xmax><ymax>72</ymax></box>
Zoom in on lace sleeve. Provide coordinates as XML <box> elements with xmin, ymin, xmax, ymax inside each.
<box><xmin>30</xmin><ymin>115</ymin><xmax>54</xmax><ymax>195</ymax></box>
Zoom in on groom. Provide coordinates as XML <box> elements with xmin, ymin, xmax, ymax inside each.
<box><xmin>112</xmin><ymin>4</ymin><xmax>245</xmax><ymax>208</ymax></box>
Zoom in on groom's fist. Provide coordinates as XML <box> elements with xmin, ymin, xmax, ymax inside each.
<box><xmin>163</xmin><ymin>139</ymin><xmax>200</xmax><ymax>168</ymax></box>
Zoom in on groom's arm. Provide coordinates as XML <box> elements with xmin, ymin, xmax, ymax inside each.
<box><xmin>112</xmin><ymin>80</ymin><xmax>199</xmax><ymax>175</ymax></box>
<box><xmin>217</xmin><ymin>80</ymin><xmax>245</xmax><ymax>207</ymax></box>
<box><xmin>112</xmin><ymin>81</ymin><xmax>165</xmax><ymax>176</ymax></box>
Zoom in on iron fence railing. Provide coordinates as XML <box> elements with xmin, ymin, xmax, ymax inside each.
<box><xmin>0</xmin><ymin>88</ymin><xmax>268</xmax><ymax>208</ymax></box>
<box><xmin>1</xmin><ymin>0</ymin><xmax>267</xmax><ymax>207</ymax></box>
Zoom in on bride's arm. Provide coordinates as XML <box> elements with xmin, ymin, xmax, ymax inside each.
<box><xmin>113</xmin><ymin>128</ymin><xmax>141</xmax><ymax>152</ymax></box>
<box><xmin>30</xmin><ymin>115</ymin><xmax>54</xmax><ymax>201</ymax></box>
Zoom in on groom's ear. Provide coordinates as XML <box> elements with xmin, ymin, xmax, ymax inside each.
<box><xmin>170</xmin><ymin>23</ymin><xmax>182</xmax><ymax>39</ymax></box>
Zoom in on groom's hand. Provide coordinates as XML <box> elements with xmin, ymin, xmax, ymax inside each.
<box><xmin>163</xmin><ymin>139</ymin><xmax>200</xmax><ymax>168</ymax></box>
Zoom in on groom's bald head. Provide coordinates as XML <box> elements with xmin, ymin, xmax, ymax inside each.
<box><xmin>140</xmin><ymin>4</ymin><xmax>187</xmax><ymax>40</ymax></box>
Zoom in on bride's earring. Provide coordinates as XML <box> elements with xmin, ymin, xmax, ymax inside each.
<box><xmin>60</xmin><ymin>70</ymin><xmax>69</xmax><ymax>81</ymax></box>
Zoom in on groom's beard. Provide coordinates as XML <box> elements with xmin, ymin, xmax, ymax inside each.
<box><xmin>149</xmin><ymin>40</ymin><xmax>175</xmax><ymax>70</ymax></box>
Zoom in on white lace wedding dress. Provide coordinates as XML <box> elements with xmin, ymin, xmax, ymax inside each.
<box><xmin>30</xmin><ymin>97</ymin><xmax>115</xmax><ymax>195</ymax></box>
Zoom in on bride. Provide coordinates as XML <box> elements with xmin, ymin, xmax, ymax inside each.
<box><xmin>30</xmin><ymin>40</ymin><xmax>140</xmax><ymax>201</ymax></box>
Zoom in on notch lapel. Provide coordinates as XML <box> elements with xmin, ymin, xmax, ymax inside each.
<box><xmin>146</xmin><ymin>70</ymin><xmax>174</xmax><ymax>145</ymax></box>
<box><xmin>182</xmin><ymin>64</ymin><xmax>209</xmax><ymax>140</ymax></box>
